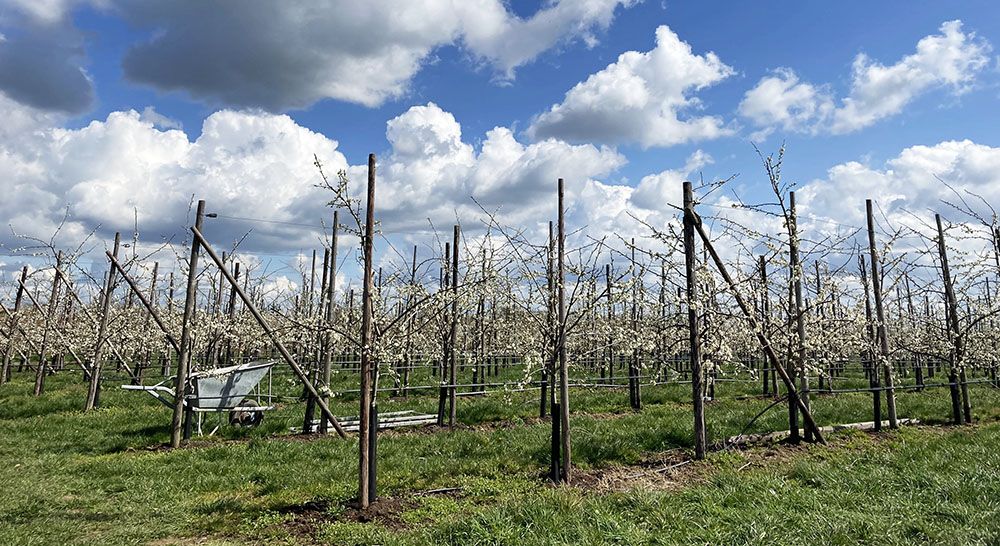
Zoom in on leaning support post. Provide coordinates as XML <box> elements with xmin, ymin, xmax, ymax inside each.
<box><xmin>687</xmin><ymin>192</ymin><xmax>826</xmax><ymax>444</ymax></box>
<box><xmin>19</xmin><ymin>276</ymin><xmax>88</xmax><ymax>375</ymax></box>
<box><xmin>190</xmin><ymin>225</ymin><xmax>348</xmax><ymax>439</ymax></box>
<box><xmin>682</xmin><ymin>182</ymin><xmax>707</xmax><ymax>459</ymax></box>
<box><xmin>107</xmin><ymin>252</ymin><xmax>181</xmax><ymax>353</ymax></box>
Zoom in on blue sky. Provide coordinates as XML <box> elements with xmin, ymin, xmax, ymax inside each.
<box><xmin>0</xmin><ymin>0</ymin><xmax>999</xmax><ymax>285</ymax></box>
<box><xmin>64</xmin><ymin>0</ymin><xmax>1000</xmax><ymax>187</ymax></box>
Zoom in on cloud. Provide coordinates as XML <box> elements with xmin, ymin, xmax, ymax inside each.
<box><xmin>630</xmin><ymin>150</ymin><xmax>712</xmax><ymax>210</ymax></box>
<box><xmin>797</xmin><ymin>139</ymin><xmax>1000</xmax><ymax>231</ymax></box>
<box><xmin>737</xmin><ymin>68</ymin><xmax>834</xmax><ymax>138</ymax></box>
<box><xmin>527</xmin><ymin>25</ymin><xmax>735</xmax><ymax>148</ymax></box>
<box><xmin>138</xmin><ymin>106</ymin><xmax>182</xmax><ymax>130</ymax></box>
<box><xmin>0</xmin><ymin>95</ymin><xmax>348</xmax><ymax>252</ymax></box>
<box><xmin>0</xmin><ymin>3</ymin><xmax>95</xmax><ymax>113</ymax></box>
<box><xmin>461</xmin><ymin>0</ymin><xmax>637</xmax><ymax>79</ymax></box>
<box><xmin>108</xmin><ymin>0</ymin><xmax>632</xmax><ymax>111</ymax></box>
<box><xmin>740</xmin><ymin>20</ymin><xmax>991</xmax><ymax>138</ymax></box>
<box><xmin>350</xmin><ymin>102</ymin><xmax>627</xmax><ymax>232</ymax></box>
<box><xmin>0</xmin><ymin>98</ymin><xmax>634</xmax><ymax>263</ymax></box>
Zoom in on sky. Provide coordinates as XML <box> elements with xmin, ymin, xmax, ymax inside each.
<box><xmin>0</xmin><ymin>0</ymin><xmax>998</xmax><ymax>291</ymax></box>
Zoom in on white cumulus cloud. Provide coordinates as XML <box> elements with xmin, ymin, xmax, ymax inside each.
<box><xmin>739</xmin><ymin>20</ymin><xmax>991</xmax><ymax>138</ymax></box>
<box><xmin>527</xmin><ymin>25</ymin><xmax>735</xmax><ymax>148</ymax></box>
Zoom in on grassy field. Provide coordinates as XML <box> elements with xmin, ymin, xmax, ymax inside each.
<box><xmin>2</xmin><ymin>368</ymin><xmax>1000</xmax><ymax>545</ymax></box>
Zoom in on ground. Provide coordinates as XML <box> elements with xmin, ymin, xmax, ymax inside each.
<box><xmin>2</xmin><ymin>369</ymin><xmax>1000</xmax><ymax>545</ymax></box>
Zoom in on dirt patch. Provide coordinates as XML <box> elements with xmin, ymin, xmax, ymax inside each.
<box><xmin>571</xmin><ymin>430</ymin><xmax>884</xmax><ymax>494</ymax></box>
<box><xmin>573</xmin><ymin>450</ymin><xmax>706</xmax><ymax>493</ymax></box>
<box><xmin>275</xmin><ymin>496</ymin><xmax>417</xmax><ymax>543</ymax></box>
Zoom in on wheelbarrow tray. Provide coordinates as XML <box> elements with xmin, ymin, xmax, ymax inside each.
<box><xmin>121</xmin><ymin>360</ymin><xmax>276</xmax><ymax>411</ymax></box>
<box><xmin>189</xmin><ymin>360</ymin><xmax>276</xmax><ymax>410</ymax></box>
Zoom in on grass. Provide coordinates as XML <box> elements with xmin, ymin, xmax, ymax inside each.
<box><xmin>2</xmin><ymin>367</ymin><xmax>1000</xmax><ymax>545</ymax></box>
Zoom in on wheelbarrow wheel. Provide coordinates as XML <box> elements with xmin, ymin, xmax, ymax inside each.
<box><xmin>229</xmin><ymin>400</ymin><xmax>264</xmax><ymax>428</ymax></box>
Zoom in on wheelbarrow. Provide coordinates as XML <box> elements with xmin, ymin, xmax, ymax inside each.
<box><xmin>122</xmin><ymin>360</ymin><xmax>277</xmax><ymax>434</ymax></box>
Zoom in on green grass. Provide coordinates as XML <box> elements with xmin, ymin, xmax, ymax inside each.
<box><xmin>2</xmin><ymin>368</ymin><xmax>1000</xmax><ymax>545</ymax></box>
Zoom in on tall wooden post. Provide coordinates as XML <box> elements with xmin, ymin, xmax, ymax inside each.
<box><xmin>302</xmin><ymin>247</ymin><xmax>329</xmax><ymax>434</ymax></box>
<box><xmin>788</xmin><ymin>192</ymin><xmax>809</xmax><ymax>441</ymax></box>
<box><xmin>224</xmin><ymin>263</ymin><xmax>240</xmax><ymax>365</ymax></box>
<box><xmin>688</xmin><ymin>197</ymin><xmax>827</xmax><ymax>444</ymax></box>
<box><xmin>904</xmin><ymin>274</ymin><xmax>924</xmax><ymax>390</ymax></box>
<box><xmin>866</xmin><ymin>199</ymin><xmax>898</xmax><ymax>428</ymax></box>
<box><xmin>683</xmin><ymin>181</ymin><xmax>707</xmax><ymax>459</ymax></box>
<box><xmin>320</xmin><ymin>211</ymin><xmax>338</xmax><ymax>433</ymax></box>
<box><xmin>1</xmin><ymin>266</ymin><xmax>28</xmax><ymax>384</ymax></box>
<box><xmin>605</xmin><ymin>263</ymin><xmax>614</xmax><ymax>384</ymax></box>
<box><xmin>86</xmin><ymin>238</ymin><xmax>119</xmax><ymax>410</ymax></box>
<box><xmin>758</xmin><ymin>256</ymin><xmax>771</xmax><ymax>396</ymax></box>
<box><xmin>437</xmin><ymin>244</ymin><xmax>450</xmax><ymax>425</ymax></box>
<box><xmin>556</xmin><ymin>178</ymin><xmax>571</xmax><ymax>483</ymax></box>
<box><xmin>629</xmin><ymin>241</ymin><xmax>641</xmax><ymax>410</ymax></box>
<box><xmin>171</xmin><ymin>201</ymin><xmax>205</xmax><ymax>447</ymax></box>
<box><xmin>541</xmin><ymin>221</ymin><xmax>554</xmax><ymax>417</ymax></box>
<box><xmin>162</xmin><ymin>271</ymin><xmax>176</xmax><ymax>376</ymax></box>
<box><xmin>34</xmin><ymin>251</ymin><xmax>63</xmax><ymax>396</ymax></box>
<box><xmin>936</xmin><ymin>214</ymin><xmax>971</xmax><ymax>424</ymax></box>
<box><xmin>400</xmin><ymin>244</ymin><xmax>416</xmax><ymax>397</ymax></box>
<box><xmin>358</xmin><ymin>154</ymin><xmax>377</xmax><ymax>508</ymax></box>
<box><xmin>448</xmin><ymin>224</ymin><xmax>460</xmax><ymax>428</ymax></box>
<box><xmin>858</xmin><ymin>255</ymin><xmax>881</xmax><ymax>430</ymax></box>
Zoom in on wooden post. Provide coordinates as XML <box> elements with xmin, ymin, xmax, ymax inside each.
<box><xmin>658</xmin><ymin>261</ymin><xmax>667</xmax><ymax>383</ymax></box>
<box><xmin>191</xmin><ymin>226</ymin><xmax>347</xmax><ymax>438</ymax></box>
<box><xmin>688</xmin><ymin>196</ymin><xmax>826</xmax><ymax>444</ymax></box>
<box><xmin>787</xmin><ymin>192</ymin><xmax>810</xmax><ymax>441</ymax></box>
<box><xmin>605</xmin><ymin>263</ymin><xmax>613</xmax><ymax>384</ymax></box>
<box><xmin>436</xmin><ymin>245</ymin><xmax>449</xmax><ymax>424</ymax></box>
<box><xmin>138</xmin><ymin>262</ymin><xmax>160</xmax><ymax>383</ymax></box>
<box><xmin>19</xmin><ymin>279</ymin><xmax>87</xmax><ymax>376</ymax></box>
<box><xmin>320</xmin><ymin>211</ymin><xmax>338</xmax><ymax>433</ymax></box>
<box><xmin>904</xmin><ymin>274</ymin><xmax>923</xmax><ymax>390</ymax></box>
<box><xmin>303</xmin><ymin>247</ymin><xmax>329</xmax><ymax>434</ymax></box>
<box><xmin>225</xmin><ymin>263</ymin><xmax>240</xmax><ymax>365</ymax></box>
<box><xmin>936</xmin><ymin>214</ymin><xmax>971</xmax><ymax>424</ymax></box>
<box><xmin>448</xmin><ymin>224</ymin><xmax>460</xmax><ymax>428</ymax></box>
<box><xmin>541</xmin><ymin>221</ymin><xmax>553</xmax><ymax>417</ymax></box>
<box><xmin>358</xmin><ymin>153</ymin><xmax>377</xmax><ymax>508</ymax></box>
<box><xmin>86</xmin><ymin>237</ymin><xmax>120</xmax><ymax>410</ymax></box>
<box><xmin>683</xmin><ymin>182</ymin><xmax>707</xmax><ymax>459</ymax></box>
<box><xmin>556</xmin><ymin>178</ymin><xmax>571</xmax><ymax>483</ymax></box>
<box><xmin>474</xmin><ymin>247</ymin><xmax>486</xmax><ymax>393</ymax></box>
<box><xmin>1</xmin><ymin>266</ymin><xmax>28</xmax><ymax>384</ymax></box>
<box><xmin>758</xmin><ymin>256</ymin><xmax>770</xmax><ymax>396</ymax></box>
<box><xmin>866</xmin><ymin>199</ymin><xmax>898</xmax><ymax>429</ymax></box>
<box><xmin>858</xmin><ymin>255</ymin><xmax>881</xmax><ymax>430</ymax></box>
<box><xmin>171</xmin><ymin>201</ymin><xmax>205</xmax><ymax>447</ymax></box>
<box><xmin>400</xmin><ymin>244</ymin><xmax>416</xmax><ymax>398</ymax></box>
<box><xmin>629</xmin><ymin>241</ymin><xmax>641</xmax><ymax>410</ymax></box>
<box><xmin>814</xmin><ymin>261</ymin><xmax>830</xmax><ymax>392</ymax></box>
<box><xmin>163</xmin><ymin>271</ymin><xmax>176</xmax><ymax>376</ymax></box>
<box><xmin>107</xmin><ymin>252</ymin><xmax>181</xmax><ymax>353</ymax></box>
<box><xmin>33</xmin><ymin>251</ymin><xmax>63</xmax><ymax>396</ymax></box>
